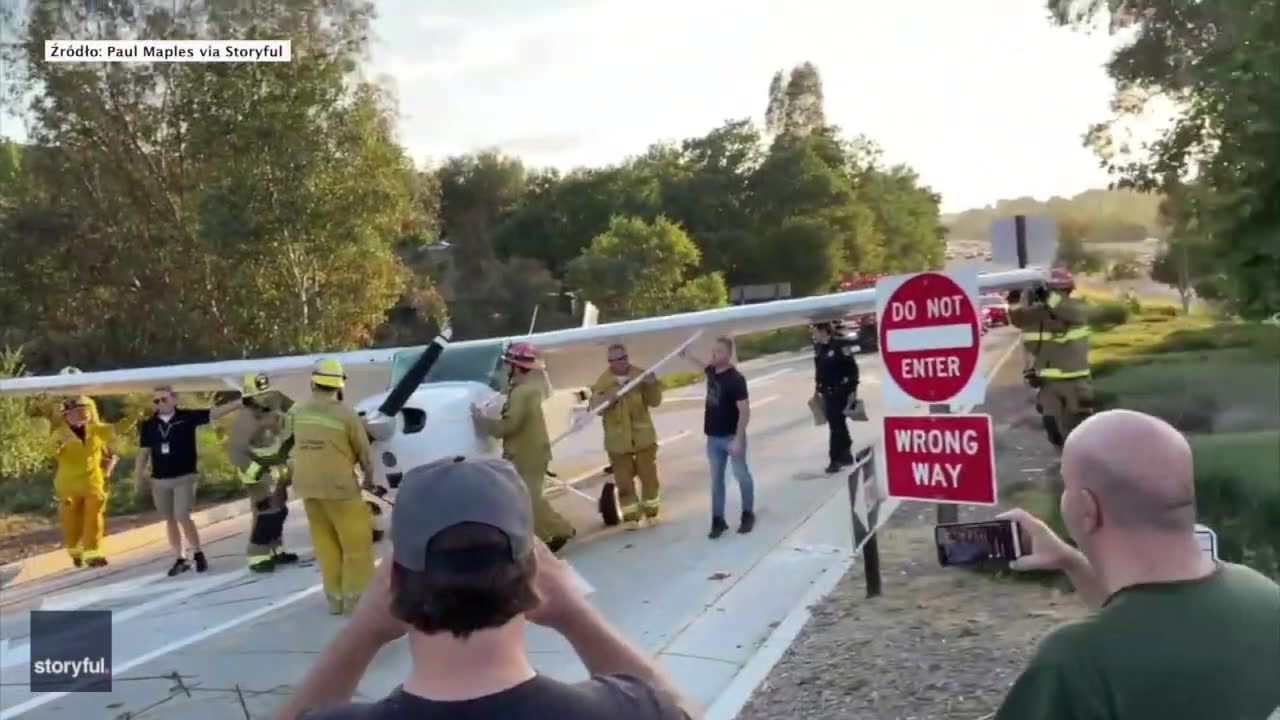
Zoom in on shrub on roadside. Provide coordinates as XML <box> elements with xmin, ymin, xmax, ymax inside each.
<box><xmin>1189</xmin><ymin>432</ymin><xmax>1280</xmax><ymax>577</ymax></box>
<box><xmin>1089</xmin><ymin>301</ymin><xmax>1131</xmax><ymax>331</ymax></box>
<box><xmin>736</xmin><ymin>326</ymin><xmax>812</xmax><ymax>361</ymax></box>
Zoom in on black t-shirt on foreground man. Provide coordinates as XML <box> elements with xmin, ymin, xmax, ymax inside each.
<box><xmin>277</xmin><ymin>456</ymin><xmax>694</xmax><ymax>720</ymax></box>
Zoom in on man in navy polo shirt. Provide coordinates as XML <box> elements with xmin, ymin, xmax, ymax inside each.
<box><xmin>136</xmin><ymin>386</ymin><xmax>241</xmax><ymax>576</ymax></box>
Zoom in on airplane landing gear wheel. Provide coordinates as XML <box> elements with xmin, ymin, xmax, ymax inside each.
<box><xmin>599</xmin><ymin>481</ymin><xmax>620</xmax><ymax>527</ymax></box>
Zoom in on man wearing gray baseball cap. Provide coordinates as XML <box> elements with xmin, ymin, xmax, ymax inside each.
<box><xmin>277</xmin><ymin>455</ymin><xmax>696</xmax><ymax>720</ymax></box>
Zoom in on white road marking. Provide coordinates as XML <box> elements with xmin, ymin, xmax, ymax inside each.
<box><xmin>0</xmin><ymin>571</ymin><xmax>245</xmax><ymax>671</ymax></box>
<box><xmin>0</xmin><ymin>559</ymin><xmax>365</xmax><ymax>720</ymax></box>
<box><xmin>885</xmin><ymin>324</ymin><xmax>975</xmax><ymax>352</ymax></box>
<box><xmin>750</xmin><ymin>395</ymin><xmax>778</xmax><ymax>409</ymax></box>
<box><xmin>39</xmin><ymin>573</ymin><xmax>163</xmax><ymax>612</ymax></box>
<box><xmin>748</xmin><ymin>367</ymin><xmax>792</xmax><ymax>385</ymax></box>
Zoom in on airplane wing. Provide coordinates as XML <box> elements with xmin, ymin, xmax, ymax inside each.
<box><xmin>0</xmin><ymin>347</ymin><xmax>401</xmax><ymax>401</ymax></box>
<box><xmin>529</xmin><ymin>267</ymin><xmax>1047</xmax><ymax>390</ymax></box>
<box><xmin>0</xmin><ymin>267</ymin><xmax>1047</xmax><ymax>401</ymax></box>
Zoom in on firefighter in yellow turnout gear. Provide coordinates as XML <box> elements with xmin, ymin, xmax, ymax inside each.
<box><xmin>227</xmin><ymin>373</ymin><xmax>299</xmax><ymax>573</ymax></box>
<box><xmin>589</xmin><ymin>343</ymin><xmax>664</xmax><ymax>529</ymax></box>
<box><xmin>47</xmin><ymin>397</ymin><xmax>140</xmax><ymax>567</ymax></box>
<box><xmin>471</xmin><ymin>342</ymin><xmax>577</xmax><ymax>552</ymax></box>
<box><xmin>284</xmin><ymin>359</ymin><xmax>377</xmax><ymax>615</ymax></box>
<box><xmin>1009</xmin><ymin>269</ymin><xmax>1094</xmax><ymax>449</ymax></box>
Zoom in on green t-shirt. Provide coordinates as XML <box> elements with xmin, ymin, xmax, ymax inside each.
<box><xmin>996</xmin><ymin>562</ymin><xmax>1280</xmax><ymax>720</ymax></box>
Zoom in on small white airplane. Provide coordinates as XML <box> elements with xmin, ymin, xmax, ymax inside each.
<box><xmin>0</xmin><ymin>267</ymin><xmax>1048</xmax><ymax>526</ymax></box>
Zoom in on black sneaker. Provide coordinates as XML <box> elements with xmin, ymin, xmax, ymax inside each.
<box><xmin>193</xmin><ymin>551</ymin><xmax>208</xmax><ymax>573</ymax></box>
<box><xmin>249</xmin><ymin>557</ymin><xmax>276</xmax><ymax>573</ymax></box>
<box><xmin>708</xmin><ymin>517</ymin><xmax>729</xmax><ymax>539</ymax></box>
<box><xmin>738</xmin><ymin>511</ymin><xmax>756</xmax><ymax>534</ymax></box>
<box><xmin>167</xmin><ymin>558</ymin><xmax>191</xmax><ymax>577</ymax></box>
<box><xmin>72</xmin><ymin>557</ymin><xmax>83</xmax><ymax>568</ymax></box>
<box><xmin>825</xmin><ymin>462</ymin><xmax>842</xmax><ymax>474</ymax></box>
<box><xmin>86</xmin><ymin>557</ymin><xmax>108</xmax><ymax>568</ymax></box>
<box><xmin>272</xmin><ymin>551</ymin><xmax>299</xmax><ymax>564</ymax></box>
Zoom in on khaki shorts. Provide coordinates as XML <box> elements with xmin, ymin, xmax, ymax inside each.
<box><xmin>151</xmin><ymin>473</ymin><xmax>198</xmax><ymax>519</ymax></box>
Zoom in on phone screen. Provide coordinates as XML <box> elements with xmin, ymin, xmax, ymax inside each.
<box><xmin>935</xmin><ymin>520</ymin><xmax>1024</xmax><ymax>567</ymax></box>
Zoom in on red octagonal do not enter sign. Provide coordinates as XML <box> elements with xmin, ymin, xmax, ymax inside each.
<box><xmin>875</xmin><ymin>270</ymin><xmax>985</xmax><ymax>409</ymax></box>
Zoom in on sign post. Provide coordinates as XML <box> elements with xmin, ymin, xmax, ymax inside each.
<box><xmin>882</xmin><ymin>415</ymin><xmax>997</xmax><ymax>506</ymax></box>
<box><xmin>876</xmin><ymin>269</ymin><xmax>985</xmax><ymax>410</ymax></box>
<box><xmin>990</xmin><ymin>214</ymin><xmax>1057</xmax><ymax>269</ymax></box>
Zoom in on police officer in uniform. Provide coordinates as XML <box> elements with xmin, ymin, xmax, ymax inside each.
<box><xmin>811</xmin><ymin>321</ymin><xmax>860</xmax><ymax>473</ymax></box>
<box><xmin>1009</xmin><ymin>268</ymin><xmax>1094</xmax><ymax>451</ymax></box>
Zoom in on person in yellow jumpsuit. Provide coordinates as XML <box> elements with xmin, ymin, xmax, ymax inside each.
<box><xmin>48</xmin><ymin>397</ymin><xmax>140</xmax><ymax>568</ymax></box>
<box><xmin>285</xmin><ymin>359</ymin><xmax>377</xmax><ymax>615</ymax></box>
<box><xmin>470</xmin><ymin>341</ymin><xmax>576</xmax><ymax>552</ymax></box>
<box><xmin>589</xmin><ymin>343</ymin><xmax>663</xmax><ymax>530</ymax></box>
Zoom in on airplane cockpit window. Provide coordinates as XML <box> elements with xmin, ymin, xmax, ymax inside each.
<box><xmin>389</xmin><ymin>341</ymin><xmax>508</xmax><ymax>393</ymax></box>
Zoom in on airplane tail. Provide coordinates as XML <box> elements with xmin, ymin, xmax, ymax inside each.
<box><xmin>582</xmin><ymin>302</ymin><xmax>599</xmax><ymax>328</ymax></box>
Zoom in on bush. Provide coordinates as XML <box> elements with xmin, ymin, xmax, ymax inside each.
<box><xmin>1190</xmin><ymin>432</ymin><xmax>1280</xmax><ymax>577</ymax></box>
<box><xmin>658</xmin><ymin>371</ymin><xmax>701</xmax><ymax>390</ymax></box>
<box><xmin>1107</xmin><ymin>259</ymin><xmax>1142</xmax><ymax>280</ymax></box>
<box><xmin>1089</xmin><ymin>301</ymin><xmax>1131</xmax><ymax>331</ymax></box>
<box><xmin>736</xmin><ymin>326</ymin><xmax>811</xmax><ymax>361</ymax></box>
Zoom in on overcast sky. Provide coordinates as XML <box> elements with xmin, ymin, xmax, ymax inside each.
<box><xmin>0</xmin><ymin>0</ymin><xmax>1166</xmax><ymax>213</ymax></box>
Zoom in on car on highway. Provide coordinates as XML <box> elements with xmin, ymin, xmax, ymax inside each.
<box><xmin>979</xmin><ymin>293</ymin><xmax>1010</xmax><ymax>326</ymax></box>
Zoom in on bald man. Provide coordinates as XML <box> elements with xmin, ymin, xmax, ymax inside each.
<box><xmin>994</xmin><ymin>409</ymin><xmax>1280</xmax><ymax>720</ymax></box>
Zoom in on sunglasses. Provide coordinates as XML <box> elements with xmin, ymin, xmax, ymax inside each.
<box><xmin>608</xmin><ymin>355</ymin><xmax>628</xmax><ymax>362</ymax></box>
<box><xmin>153</xmin><ymin>397</ymin><xmax>172</xmax><ymax>404</ymax></box>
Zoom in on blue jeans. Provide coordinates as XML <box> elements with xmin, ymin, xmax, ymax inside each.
<box><xmin>706</xmin><ymin>435</ymin><xmax>755</xmax><ymax>519</ymax></box>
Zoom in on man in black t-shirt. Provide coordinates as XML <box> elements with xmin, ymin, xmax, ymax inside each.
<box><xmin>679</xmin><ymin>337</ymin><xmax>756</xmax><ymax>539</ymax></box>
<box><xmin>136</xmin><ymin>386</ymin><xmax>241</xmax><ymax>576</ymax></box>
<box><xmin>276</xmin><ymin>456</ymin><xmax>695</xmax><ymax>720</ymax></box>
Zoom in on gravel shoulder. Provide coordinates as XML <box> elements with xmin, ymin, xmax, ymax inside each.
<box><xmin>737</xmin><ymin>348</ymin><xmax>1088</xmax><ymax>720</ymax></box>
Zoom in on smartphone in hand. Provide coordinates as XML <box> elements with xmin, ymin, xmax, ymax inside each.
<box><xmin>935</xmin><ymin>519</ymin><xmax>1029</xmax><ymax>567</ymax></box>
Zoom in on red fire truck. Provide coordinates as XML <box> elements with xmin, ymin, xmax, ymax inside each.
<box><xmin>837</xmin><ymin>273</ymin><xmax>886</xmax><ymax>353</ymax></box>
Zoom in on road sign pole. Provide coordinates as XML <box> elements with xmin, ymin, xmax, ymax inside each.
<box><xmin>929</xmin><ymin>403</ymin><xmax>959</xmax><ymax>523</ymax></box>
<box><xmin>1015</xmin><ymin>214</ymin><xmax>1028</xmax><ymax>268</ymax></box>
<box><xmin>847</xmin><ymin>446</ymin><xmax>882</xmax><ymax>598</ymax></box>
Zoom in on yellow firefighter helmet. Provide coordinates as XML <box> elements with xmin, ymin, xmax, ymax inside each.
<box><xmin>242</xmin><ymin>373</ymin><xmax>271</xmax><ymax>398</ymax></box>
<box><xmin>311</xmin><ymin>358</ymin><xmax>346</xmax><ymax>389</ymax></box>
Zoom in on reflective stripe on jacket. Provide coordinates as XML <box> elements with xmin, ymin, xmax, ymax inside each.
<box><xmin>591</xmin><ymin>367</ymin><xmax>662</xmax><ymax>455</ymax></box>
<box><xmin>1009</xmin><ymin>292</ymin><xmax>1092</xmax><ymax>378</ymax></box>
<box><xmin>285</xmin><ymin>395</ymin><xmax>373</xmax><ymax>500</ymax></box>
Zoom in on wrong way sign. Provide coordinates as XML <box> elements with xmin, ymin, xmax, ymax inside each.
<box><xmin>876</xmin><ymin>269</ymin><xmax>985</xmax><ymax>409</ymax></box>
<box><xmin>881</xmin><ymin>414</ymin><xmax>997</xmax><ymax>505</ymax></box>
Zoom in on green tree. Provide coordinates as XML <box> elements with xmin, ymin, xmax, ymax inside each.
<box><xmin>565</xmin><ymin>216</ymin><xmax>727</xmax><ymax>319</ymax></box>
<box><xmin>0</xmin><ymin>349</ymin><xmax>50</xmax><ymax>483</ymax></box>
<box><xmin>660</xmin><ymin>120</ymin><xmax>762</xmax><ymax>281</ymax></box>
<box><xmin>1</xmin><ymin>0</ymin><xmax>415</xmax><ymax>368</ymax></box>
<box><xmin>765</xmin><ymin>62</ymin><xmax>827</xmax><ymax>137</ymax></box>
<box><xmin>854</xmin><ymin>164</ymin><xmax>941</xmax><ymax>274</ymax></box>
<box><xmin>1056</xmin><ymin>218</ymin><xmax>1105</xmax><ymax>273</ymax></box>
<box><xmin>436</xmin><ymin>150</ymin><xmax>529</xmax><ymax>277</ymax></box>
<box><xmin>1047</xmin><ymin>0</ymin><xmax>1280</xmax><ymax>317</ymax></box>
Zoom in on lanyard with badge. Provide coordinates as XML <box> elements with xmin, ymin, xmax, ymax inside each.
<box><xmin>156</xmin><ymin>416</ymin><xmax>176</xmax><ymax>456</ymax></box>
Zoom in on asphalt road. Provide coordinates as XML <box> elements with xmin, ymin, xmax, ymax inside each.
<box><xmin>0</xmin><ymin>329</ymin><xmax>1023</xmax><ymax>720</ymax></box>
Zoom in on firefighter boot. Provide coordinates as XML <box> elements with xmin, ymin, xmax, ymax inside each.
<box><xmin>272</xmin><ymin>549</ymin><xmax>299</xmax><ymax>564</ymax></box>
